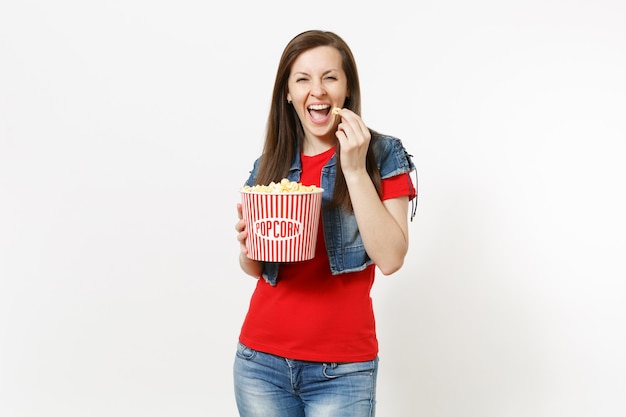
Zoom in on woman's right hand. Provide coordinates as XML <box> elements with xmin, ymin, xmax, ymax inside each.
<box><xmin>235</xmin><ymin>203</ymin><xmax>249</xmax><ymax>255</ymax></box>
<box><xmin>236</xmin><ymin>203</ymin><xmax>263</xmax><ymax>278</ymax></box>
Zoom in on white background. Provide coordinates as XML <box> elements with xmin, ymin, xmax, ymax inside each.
<box><xmin>1</xmin><ymin>1</ymin><xmax>625</xmax><ymax>416</ymax></box>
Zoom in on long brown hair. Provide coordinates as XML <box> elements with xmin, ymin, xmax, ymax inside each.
<box><xmin>255</xmin><ymin>30</ymin><xmax>381</xmax><ymax>210</ymax></box>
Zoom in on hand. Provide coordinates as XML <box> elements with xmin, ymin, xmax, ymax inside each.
<box><xmin>235</xmin><ymin>203</ymin><xmax>249</xmax><ymax>255</ymax></box>
<box><xmin>334</xmin><ymin>108</ymin><xmax>371</xmax><ymax>176</ymax></box>
<box><xmin>236</xmin><ymin>203</ymin><xmax>263</xmax><ymax>278</ymax></box>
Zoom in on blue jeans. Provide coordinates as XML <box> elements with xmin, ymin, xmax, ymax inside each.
<box><xmin>233</xmin><ymin>342</ymin><xmax>378</xmax><ymax>417</ymax></box>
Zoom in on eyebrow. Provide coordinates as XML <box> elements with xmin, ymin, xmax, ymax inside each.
<box><xmin>292</xmin><ymin>69</ymin><xmax>340</xmax><ymax>77</ymax></box>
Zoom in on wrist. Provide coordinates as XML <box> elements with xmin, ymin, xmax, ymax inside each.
<box><xmin>343</xmin><ymin>169</ymin><xmax>370</xmax><ymax>185</ymax></box>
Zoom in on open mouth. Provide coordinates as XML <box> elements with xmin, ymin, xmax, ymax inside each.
<box><xmin>307</xmin><ymin>104</ymin><xmax>331</xmax><ymax>121</ymax></box>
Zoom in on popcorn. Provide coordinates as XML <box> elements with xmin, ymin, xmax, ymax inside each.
<box><xmin>240</xmin><ymin>178</ymin><xmax>324</xmax><ymax>262</ymax></box>
<box><xmin>242</xmin><ymin>178</ymin><xmax>321</xmax><ymax>193</ymax></box>
<box><xmin>332</xmin><ymin>107</ymin><xmax>341</xmax><ymax>115</ymax></box>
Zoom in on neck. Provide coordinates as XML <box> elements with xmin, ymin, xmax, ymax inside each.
<box><xmin>302</xmin><ymin>136</ymin><xmax>337</xmax><ymax>156</ymax></box>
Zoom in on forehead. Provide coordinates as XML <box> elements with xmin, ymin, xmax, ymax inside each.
<box><xmin>291</xmin><ymin>46</ymin><xmax>343</xmax><ymax>73</ymax></box>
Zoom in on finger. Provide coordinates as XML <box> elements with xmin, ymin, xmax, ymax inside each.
<box><xmin>237</xmin><ymin>229</ymin><xmax>248</xmax><ymax>244</ymax></box>
<box><xmin>335</xmin><ymin>129</ymin><xmax>350</xmax><ymax>148</ymax></box>
<box><xmin>337</xmin><ymin>109</ymin><xmax>369</xmax><ymax>138</ymax></box>
<box><xmin>236</xmin><ymin>202</ymin><xmax>243</xmax><ymax>220</ymax></box>
<box><xmin>338</xmin><ymin>121</ymin><xmax>361</xmax><ymax>146</ymax></box>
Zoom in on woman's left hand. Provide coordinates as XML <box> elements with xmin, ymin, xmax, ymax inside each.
<box><xmin>334</xmin><ymin>108</ymin><xmax>371</xmax><ymax>176</ymax></box>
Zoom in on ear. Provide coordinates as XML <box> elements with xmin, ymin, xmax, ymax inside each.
<box><xmin>286</xmin><ymin>93</ymin><xmax>292</xmax><ymax>103</ymax></box>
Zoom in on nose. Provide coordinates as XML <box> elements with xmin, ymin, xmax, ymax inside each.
<box><xmin>310</xmin><ymin>79</ymin><xmax>326</xmax><ymax>97</ymax></box>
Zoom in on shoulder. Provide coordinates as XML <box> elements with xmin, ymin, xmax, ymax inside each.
<box><xmin>370</xmin><ymin>131</ymin><xmax>416</xmax><ymax>178</ymax></box>
<box><xmin>245</xmin><ymin>156</ymin><xmax>263</xmax><ymax>186</ymax></box>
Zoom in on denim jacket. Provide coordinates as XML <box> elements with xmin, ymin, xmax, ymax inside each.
<box><xmin>244</xmin><ymin>132</ymin><xmax>416</xmax><ymax>286</ymax></box>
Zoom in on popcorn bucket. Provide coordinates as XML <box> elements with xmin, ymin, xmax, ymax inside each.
<box><xmin>241</xmin><ymin>189</ymin><xmax>324</xmax><ymax>262</ymax></box>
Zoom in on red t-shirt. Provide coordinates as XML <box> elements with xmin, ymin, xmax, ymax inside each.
<box><xmin>239</xmin><ymin>147</ymin><xmax>414</xmax><ymax>362</ymax></box>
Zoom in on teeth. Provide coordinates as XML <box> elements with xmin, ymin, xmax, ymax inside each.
<box><xmin>308</xmin><ymin>104</ymin><xmax>330</xmax><ymax>110</ymax></box>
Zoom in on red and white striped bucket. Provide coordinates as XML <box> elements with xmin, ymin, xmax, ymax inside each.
<box><xmin>241</xmin><ymin>189</ymin><xmax>324</xmax><ymax>262</ymax></box>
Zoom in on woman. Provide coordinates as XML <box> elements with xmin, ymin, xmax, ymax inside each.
<box><xmin>233</xmin><ymin>29</ymin><xmax>416</xmax><ymax>417</ymax></box>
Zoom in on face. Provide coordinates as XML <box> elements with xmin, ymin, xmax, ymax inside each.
<box><xmin>286</xmin><ymin>46</ymin><xmax>349</xmax><ymax>143</ymax></box>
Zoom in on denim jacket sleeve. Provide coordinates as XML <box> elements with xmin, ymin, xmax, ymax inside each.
<box><xmin>372</xmin><ymin>134</ymin><xmax>416</xmax><ymax>179</ymax></box>
<box><xmin>372</xmin><ymin>134</ymin><xmax>418</xmax><ymax>221</ymax></box>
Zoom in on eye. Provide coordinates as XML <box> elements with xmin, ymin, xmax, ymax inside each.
<box><xmin>325</xmin><ymin>76</ymin><xmax>337</xmax><ymax>81</ymax></box>
<box><xmin>296</xmin><ymin>77</ymin><xmax>309</xmax><ymax>82</ymax></box>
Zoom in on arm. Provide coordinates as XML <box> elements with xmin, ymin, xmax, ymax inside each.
<box><xmin>235</xmin><ymin>203</ymin><xmax>263</xmax><ymax>278</ymax></box>
<box><xmin>335</xmin><ymin>109</ymin><xmax>410</xmax><ymax>275</ymax></box>
<box><xmin>344</xmin><ymin>174</ymin><xmax>409</xmax><ymax>275</ymax></box>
